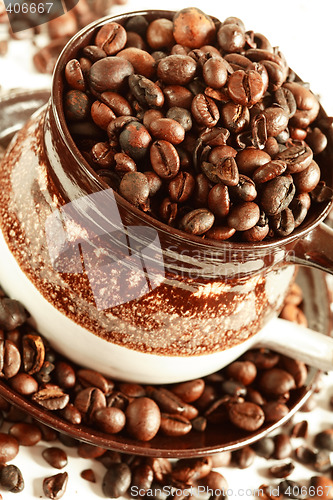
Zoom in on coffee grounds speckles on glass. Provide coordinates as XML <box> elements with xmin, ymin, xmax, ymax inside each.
<box><xmin>62</xmin><ymin>7</ymin><xmax>332</xmax><ymax>242</ymax></box>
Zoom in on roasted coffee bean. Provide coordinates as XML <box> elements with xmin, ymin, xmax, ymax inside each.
<box><xmin>252</xmin><ymin>159</ymin><xmax>287</xmax><ymax>184</ymax></box>
<box><xmin>80</xmin><ymin>469</ymin><xmax>96</xmax><ymax>483</ymax></box>
<box><xmin>228</xmin><ymin>70</ymin><xmax>265</xmax><ymax>107</ymax></box>
<box><xmin>243</xmin><ymin>349</ymin><xmax>279</xmax><ymax>369</ymax></box>
<box><xmin>259</xmin><ymin>368</ymin><xmax>296</xmax><ymax>395</ymax></box>
<box><xmin>149</xmin><ymin>118</ymin><xmax>185</xmax><ymax>144</ymax></box>
<box><xmin>163</xmin><ymin>85</ymin><xmax>193</xmax><ymax>109</ymax></box>
<box><xmin>246</xmin><ymin>387</ymin><xmax>266</xmax><ymax>405</ymax></box>
<box><xmin>172</xmin><ymin>457</ymin><xmax>212</xmax><ymax>484</ymax></box>
<box><xmin>263</xmin><ymin>107</ymin><xmax>289</xmax><ymax>137</ymax></box>
<box><xmin>89</xmin><ymin>56</ymin><xmax>134</xmax><ymax>93</ymax></box>
<box><xmin>0</xmin><ymin>339</ymin><xmax>21</xmax><ymax>378</ymax></box>
<box><xmin>203</xmin><ymin>58</ymin><xmax>228</xmax><ymax>89</ymax></box>
<box><xmin>293</xmin><ymin>160</ymin><xmax>320</xmax><ymax>193</ymax></box>
<box><xmin>101</xmin><ymin>91</ymin><xmax>133</xmax><ymax>117</ymax></box>
<box><xmin>65</xmin><ymin>59</ymin><xmax>85</xmax><ymax>91</ymax></box>
<box><xmin>171</xmin><ymin>379</ymin><xmax>205</xmax><ymax>403</ymax></box>
<box><xmin>146</xmin><ymin>18</ymin><xmax>174</xmax><ymax>49</ymax></box>
<box><xmin>221</xmin><ymin>102</ymin><xmax>250</xmax><ymax>133</ymax></box>
<box><xmin>59</xmin><ymin>403</ymin><xmax>82</xmax><ymax>425</ymax></box>
<box><xmin>118</xmin><ymin>383</ymin><xmax>145</xmax><ymax>398</ymax></box>
<box><xmin>91</xmin><ymin>142</ymin><xmax>115</xmax><ymax>167</ymax></box>
<box><xmin>91</xmin><ymin>100</ymin><xmax>116</xmax><ymax>130</ymax></box>
<box><xmin>119</xmin><ymin>121</ymin><xmax>152</xmax><ymax>160</ymax></box>
<box><xmin>54</xmin><ymin>361</ymin><xmax>76</xmax><ymax>389</ymax></box>
<box><xmin>230</xmin><ymin>174</ymin><xmax>257</xmax><ymax>202</ymax></box>
<box><xmin>262</xmin><ymin>401</ymin><xmax>289</xmax><ymax>422</ymax></box>
<box><xmin>0</xmin><ymin>464</ymin><xmax>24</xmax><ymax>493</ymax></box>
<box><xmin>192</xmin><ymin>416</ymin><xmax>207</xmax><ymax>432</ymax></box>
<box><xmin>64</xmin><ymin>90</ymin><xmax>90</xmax><ymax>121</ymax></box>
<box><xmin>294</xmin><ymin>444</ymin><xmax>316</xmax><ymax>464</ymax></box>
<box><xmin>284</xmin><ymin>81</ymin><xmax>320</xmax><ymax>127</ymax></box>
<box><xmin>311</xmin><ymin>181</ymin><xmax>333</xmax><ymax>203</ymax></box>
<box><xmin>314</xmin><ymin>430</ymin><xmax>333</xmax><ymax>451</ymax></box>
<box><xmin>227</xmin><ymin>201</ymin><xmax>260</xmax><ymax>231</ymax></box>
<box><xmin>218</xmin><ymin>23</ymin><xmax>245</xmax><ymax>53</ymax></box>
<box><xmin>83</xmin><ymin>45</ymin><xmax>107</xmax><ymax>62</ymax></box>
<box><xmin>0</xmin><ymin>297</ymin><xmax>27</xmax><ymax>330</ymax></box>
<box><xmin>77</xmin><ymin>368</ymin><xmax>110</xmax><ymax>394</ymax></box>
<box><xmin>93</xmin><ymin>407</ymin><xmax>126</xmax><ymax>434</ymax></box>
<box><xmin>0</xmin><ymin>432</ymin><xmax>19</xmax><ymax>464</ymax></box>
<box><xmin>173</xmin><ymin>8</ymin><xmax>216</xmax><ymax>48</ymax></box>
<box><xmin>128</xmin><ymin>74</ymin><xmax>164</xmax><ymax>108</ymax></box>
<box><xmin>43</xmin><ymin>472</ymin><xmax>68</xmax><ymax>500</ymax></box>
<box><xmin>269</xmin><ymin>462</ymin><xmax>295</xmax><ymax>478</ymax></box>
<box><xmin>9</xmin><ymin>372</ymin><xmax>38</xmax><ymax>395</ymax></box>
<box><xmin>276</xmin><ymin>144</ymin><xmax>313</xmax><ymax>174</ymax></box>
<box><xmin>74</xmin><ymin>387</ymin><xmax>106</xmax><ymax>421</ymax></box>
<box><xmin>157</xmin><ymin>55</ymin><xmax>196</xmax><ymax>85</ymax></box>
<box><xmin>32</xmin><ymin>385</ymin><xmax>69</xmax><ymax>412</ymax></box>
<box><xmin>150</xmin><ymin>140</ymin><xmax>180</xmax><ymax>179</ymax></box>
<box><xmin>95</xmin><ymin>22</ymin><xmax>127</xmax><ymax>55</ymax></box>
<box><xmin>179</xmin><ymin>208</ymin><xmax>215</xmax><ymax>235</ymax></box>
<box><xmin>144</xmin><ymin>171</ymin><xmax>163</xmax><ymax>196</ymax></box>
<box><xmin>126</xmin><ymin>397</ymin><xmax>160</xmax><ymax>441</ymax></box>
<box><xmin>160</xmin><ymin>413</ymin><xmax>192</xmax><ymax>436</ymax></box>
<box><xmin>210</xmin><ymin>451</ymin><xmax>232</xmax><ymax>468</ymax></box>
<box><xmin>22</xmin><ymin>334</ymin><xmax>45</xmax><ymax>375</ymax></box>
<box><xmin>264</xmin><ymin>136</ymin><xmax>280</xmax><ymax>157</ymax></box>
<box><xmin>42</xmin><ymin>447</ymin><xmax>68</xmax><ymax>469</ymax></box>
<box><xmin>166</xmin><ymin>107</ymin><xmax>192</xmax><ymax>132</ymax></box>
<box><xmin>274</xmin><ymin>434</ymin><xmax>292</xmax><ymax>460</ymax></box>
<box><xmin>9</xmin><ymin>422</ymin><xmax>42</xmax><ymax>446</ymax></box>
<box><xmin>226</xmin><ymin>361</ymin><xmax>257</xmax><ymax>385</ymax></box>
<box><xmin>291</xmin><ymin>420</ymin><xmax>308</xmax><ymax>438</ymax></box>
<box><xmin>208</xmin><ymin>184</ymin><xmax>230</xmax><ymax>218</ymax></box>
<box><xmin>306</xmin><ymin>127</ymin><xmax>328</xmax><ymax>155</ymax></box>
<box><xmin>159</xmin><ymin>197</ymin><xmax>178</xmax><ymax>224</ymax></box>
<box><xmin>270</xmin><ymin>208</ymin><xmax>295</xmax><ymax>236</ymax></box>
<box><xmin>309</xmin><ymin>476</ymin><xmax>333</xmax><ymax>499</ymax></box>
<box><xmin>236</xmin><ymin>148</ymin><xmax>271</xmax><ymax>175</ymax></box>
<box><xmin>77</xmin><ymin>443</ymin><xmax>106</xmax><ymax>459</ymax></box>
<box><xmin>119</xmin><ymin>171</ymin><xmax>150</xmax><ymax>207</ymax></box>
<box><xmin>279</xmin><ymin>356</ymin><xmax>308</xmax><ymax>388</ymax></box>
<box><xmin>191</xmin><ymin>94</ymin><xmax>219</xmax><ymax>128</ymax></box>
<box><xmin>229</xmin><ymin>401</ymin><xmax>265</xmax><ymax>431</ymax></box>
<box><xmin>274</xmin><ymin>87</ymin><xmax>296</xmax><ymax>118</ymax></box>
<box><xmin>233</xmin><ymin>446</ymin><xmax>256</xmax><ymax>470</ymax></box>
<box><xmin>280</xmin><ymin>304</ymin><xmax>307</xmax><ymax>326</ymax></box>
<box><xmin>168</xmin><ymin>172</ymin><xmax>195</xmax><ymax>203</ymax></box>
<box><xmin>146</xmin><ymin>386</ymin><xmax>197</xmax><ymax>419</ymax></box>
<box><xmin>253</xmin><ymin>437</ymin><xmax>275</xmax><ymax>459</ymax></box>
<box><xmin>206</xmin><ymin>225</ymin><xmax>236</xmax><ymax>240</ymax></box>
<box><xmin>313</xmin><ymin>450</ymin><xmax>332</xmax><ymax>473</ymax></box>
<box><xmin>260</xmin><ymin>176</ymin><xmax>295</xmax><ymax>215</ymax></box>
<box><xmin>290</xmin><ymin>193</ymin><xmax>310</xmax><ymax>227</ymax></box>
<box><xmin>221</xmin><ymin>379</ymin><xmax>247</xmax><ymax>397</ymax></box>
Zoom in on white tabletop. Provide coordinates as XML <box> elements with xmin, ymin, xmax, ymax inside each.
<box><xmin>0</xmin><ymin>0</ymin><xmax>333</xmax><ymax>498</ymax></box>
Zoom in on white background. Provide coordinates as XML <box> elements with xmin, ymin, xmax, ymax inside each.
<box><xmin>0</xmin><ymin>0</ymin><xmax>333</xmax><ymax>498</ymax></box>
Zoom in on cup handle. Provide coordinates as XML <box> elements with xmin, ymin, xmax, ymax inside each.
<box><xmin>287</xmin><ymin>222</ymin><xmax>333</xmax><ymax>274</ymax></box>
<box><xmin>256</xmin><ymin>317</ymin><xmax>333</xmax><ymax>371</ymax></box>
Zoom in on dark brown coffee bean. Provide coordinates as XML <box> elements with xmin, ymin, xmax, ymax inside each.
<box><xmin>203</xmin><ymin>58</ymin><xmax>228</xmax><ymax>89</ymax></box>
<box><xmin>306</xmin><ymin>127</ymin><xmax>328</xmax><ymax>155</ymax></box>
<box><xmin>77</xmin><ymin>368</ymin><xmax>110</xmax><ymax>394</ymax></box>
<box><xmin>274</xmin><ymin>434</ymin><xmax>292</xmax><ymax>460</ymax></box>
<box><xmin>230</xmin><ymin>175</ymin><xmax>257</xmax><ymax>202</ymax></box>
<box><xmin>163</xmin><ymin>85</ymin><xmax>193</xmax><ymax>109</ymax></box>
<box><xmin>173</xmin><ymin>8</ymin><xmax>216</xmax><ymax>48</ymax></box>
<box><xmin>168</xmin><ymin>172</ymin><xmax>195</xmax><ymax>203</ymax></box>
<box><xmin>269</xmin><ymin>462</ymin><xmax>295</xmax><ymax>479</ymax></box>
<box><xmin>157</xmin><ymin>55</ymin><xmax>196</xmax><ymax>85</ymax></box>
<box><xmin>293</xmin><ymin>160</ymin><xmax>320</xmax><ymax>193</ymax></box>
<box><xmin>290</xmin><ymin>193</ymin><xmax>310</xmax><ymax>227</ymax></box>
<box><xmin>193</xmin><ymin>173</ymin><xmax>211</xmax><ymax>207</ymax></box>
<box><xmin>0</xmin><ymin>297</ymin><xmax>27</xmax><ymax>330</ymax></box>
<box><xmin>93</xmin><ymin>407</ymin><xmax>126</xmax><ymax>434</ymax></box>
<box><xmin>171</xmin><ymin>379</ymin><xmax>205</xmax><ymax>403</ymax></box>
<box><xmin>146</xmin><ymin>18</ymin><xmax>174</xmax><ymax>49</ymax></box>
<box><xmin>294</xmin><ymin>445</ymin><xmax>316</xmax><ymax>464</ymax></box>
<box><xmin>262</xmin><ymin>401</ymin><xmax>289</xmax><ymax>422</ymax></box>
<box><xmin>263</xmin><ymin>107</ymin><xmax>289</xmax><ymax>137</ymax></box>
<box><xmin>43</xmin><ymin>472</ymin><xmax>68</xmax><ymax>499</ymax></box>
<box><xmin>166</xmin><ymin>107</ymin><xmax>192</xmax><ymax>132</ymax></box>
<box><xmin>59</xmin><ymin>403</ymin><xmax>82</xmax><ymax>425</ymax></box>
<box><xmin>259</xmin><ymin>368</ymin><xmax>296</xmax><ymax>395</ymax></box>
<box><xmin>208</xmin><ymin>184</ymin><xmax>230</xmax><ymax>218</ymax></box>
<box><xmin>119</xmin><ymin>121</ymin><xmax>152</xmax><ymax>161</ymax></box>
<box><xmin>0</xmin><ymin>433</ymin><xmax>19</xmax><ymax>464</ymax></box>
<box><xmin>227</xmin><ymin>202</ymin><xmax>260</xmax><ymax>231</ymax></box>
<box><xmin>252</xmin><ymin>437</ymin><xmax>275</xmax><ymax>459</ymax></box>
<box><xmin>149</xmin><ymin>118</ymin><xmax>185</xmax><ymax>145</ymax></box>
<box><xmin>228</xmin><ymin>70</ymin><xmax>265</xmax><ymax>107</ymax></box>
<box><xmin>243</xmin><ymin>349</ymin><xmax>280</xmax><ymax>369</ymax></box>
<box><xmin>279</xmin><ymin>356</ymin><xmax>308</xmax><ymax>388</ymax></box>
<box><xmin>9</xmin><ymin>422</ymin><xmax>42</xmax><ymax>446</ymax></box>
<box><xmin>276</xmin><ymin>144</ymin><xmax>313</xmax><ymax>174</ymax></box>
<box><xmin>191</xmin><ymin>94</ymin><xmax>219</xmax><ymax>128</ymax></box>
<box><xmin>311</xmin><ymin>181</ymin><xmax>333</xmax><ymax>203</ymax></box>
<box><xmin>260</xmin><ymin>176</ymin><xmax>295</xmax><ymax>215</ymax></box>
<box><xmin>284</xmin><ymin>81</ymin><xmax>320</xmax><ymax>127</ymax></box>
<box><xmin>65</xmin><ymin>59</ymin><xmax>85</xmax><ymax>91</ymax></box>
<box><xmin>0</xmin><ymin>464</ymin><xmax>23</xmax><ymax>493</ymax></box>
<box><xmin>160</xmin><ymin>413</ymin><xmax>192</xmax><ymax>436</ymax></box>
<box><xmin>146</xmin><ymin>386</ymin><xmax>197</xmax><ymax>419</ymax></box>
<box><xmin>89</xmin><ymin>56</ymin><xmax>134</xmax><ymax>93</ymax></box>
<box><xmin>144</xmin><ymin>171</ymin><xmax>162</xmax><ymax>197</ymax></box>
<box><xmin>291</xmin><ymin>420</ymin><xmax>308</xmax><ymax>438</ymax></box>
<box><xmin>179</xmin><ymin>208</ymin><xmax>215</xmax><ymax>235</ymax></box>
<box><xmin>150</xmin><ymin>140</ymin><xmax>180</xmax><ymax>179</ymax></box>
<box><xmin>159</xmin><ymin>197</ymin><xmax>178</xmax><ymax>224</ymax></box>
<box><xmin>116</xmin><ymin>48</ymin><xmax>155</xmax><ymax>78</ymax></box>
<box><xmin>91</xmin><ymin>100</ymin><xmax>116</xmax><ymax>130</ymax></box>
<box><xmin>54</xmin><ymin>361</ymin><xmax>76</xmax><ymax>389</ymax></box>
<box><xmin>83</xmin><ymin>45</ymin><xmax>107</xmax><ymax>62</ymax></box>
<box><xmin>64</xmin><ymin>90</ymin><xmax>89</xmax><ymax>121</ymax></box>
<box><xmin>274</xmin><ymin>87</ymin><xmax>297</xmax><ymax>118</ymax></box>
<box><xmin>246</xmin><ymin>387</ymin><xmax>266</xmax><ymax>405</ymax></box>
<box><xmin>77</xmin><ymin>443</ymin><xmax>106</xmax><ymax>459</ymax></box>
<box><xmin>74</xmin><ymin>387</ymin><xmax>106</xmax><ymax>421</ymax></box>
<box><xmin>233</xmin><ymin>445</ymin><xmax>256</xmax><ymax>469</ymax></box>
<box><xmin>270</xmin><ymin>208</ymin><xmax>295</xmax><ymax>236</ymax></box>
<box><xmin>229</xmin><ymin>402</ymin><xmax>265</xmax><ymax>432</ymax></box>
<box><xmin>100</xmin><ymin>91</ymin><xmax>133</xmax><ymax>117</ymax></box>
<box><xmin>218</xmin><ymin>23</ymin><xmax>245</xmax><ymax>53</ymax></box>
<box><xmin>253</xmin><ymin>160</ymin><xmax>287</xmax><ymax>184</ymax></box>
<box><xmin>313</xmin><ymin>450</ymin><xmax>332</xmax><ymax>473</ymax></box>
<box><xmin>9</xmin><ymin>372</ymin><xmax>38</xmax><ymax>395</ymax></box>
<box><xmin>226</xmin><ymin>361</ymin><xmax>257</xmax><ymax>386</ymax></box>
<box><xmin>131</xmin><ymin>464</ymin><xmax>153</xmax><ymax>494</ymax></box>
<box><xmin>126</xmin><ymin>397</ymin><xmax>160</xmax><ymax>441</ymax></box>
<box><xmin>236</xmin><ymin>148</ymin><xmax>271</xmax><ymax>175</ymax></box>
<box><xmin>80</xmin><ymin>469</ymin><xmax>96</xmax><ymax>483</ymax></box>
<box><xmin>128</xmin><ymin>74</ymin><xmax>164</xmax><ymax>108</ymax></box>
<box><xmin>221</xmin><ymin>379</ymin><xmax>247</xmax><ymax>397</ymax></box>
<box><xmin>205</xmin><ymin>225</ymin><xmax>236</xmax><ymax>240</ymax></box>
<box><xmin>42</xmin><ymin>447</ymin><xmax>68</xmax><ymax>469</ymax></box>
<box><xmin>119</xmin><ymin>171</ymin><xmax>150</xmax><ymax>207</ymax></box>
<box><xmin>314</xmin><ymin>430</ymin><xmax>333</xmax><ymax>451</ymax></box>
<box><xmin>118</xmin><ymin>383</ymin><xmax>145</xmax><ymax>398</ymax></box>
<box><xmin>95</xmin><ymin>22</ymin><xmax>127</xmax><ymax>55</ymax></box>
<box><xmin>91</xmin><ymin>142</ymin><xmax>115</xmax><ymax>167</ymax></box>
<box><xmin>172</xmin><ymin>457</ymin><xmax>212</xmax><ymax>484</ymax></box>
<box><xmin>0</xmin><ymin>339</ymin><xmax>21</xmax><ymax>379</ymax></box>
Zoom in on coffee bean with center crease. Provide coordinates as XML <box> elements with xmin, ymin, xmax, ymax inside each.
<box><xmin>252</xmin><ymin>159</ymin><xmax>287</xmax><ymax>184</ymax></box>
<box><xmin>191</xmin><ymin>94</ymin><xmax>220</xmax><ymax>128</ymax></box>
<box><xmin>270</xmin><ymin>208</ymin><xmax>295</xmax><ymax>236</ymax></box>
<box><xmin>128</xmin><ymin>74</ymin><xmax>164</xmax><ymax>108</ymax></box>
<box><xmin>228</xmin><ymin>70</ymin><xmax>265</xmax><ymax>107</ymax></box>
<box><xmin>74</xmin><ymin>387</ymin><xmax>106</xmax><ymax>422</ymax></box>
<box><xmin>95</xmin><ymin>22</ymin><xmax>127</xmax><ymax>55</ymax></box>
<box><xmin>221</xmin><ymin>102</ymin><xmax>250</xmax><ymax>133</ymax></box>
<box><xmin>0</xmin><ymin>339</ymin><xmax>21</xmax><ymax>379</ymax></box>
<box><xmin>150</xmin><ymin>140</ymin><xmax>180</xmax><ymax>179</ymax></box>
<box><xmin>0</xmin><ymin>464</ymin><xmax>24</xmax><ymax>493</ymax></box>
<box><xmin>229</xmin><ymin>401</ymin><xmax>265</xmax><ymax>431</ymax></box>
<box><xmin>168</xmin><ymin>172</ymin><xmax>195</xmax><ymax>202</ymax></box>
<box><xmin>260</xmin><ymin>176</ymin><xmax>296</xmax><ymax>215</ymax></box>
<box><xmin>276</xmin><ymin>144</ymin><xmax>313</xmax><ymax>173</ymax></box>
<box><xmin>230</xmin><ymin>175</ymin><xmax>257</xmax><ymax>202</ymax></box>
<box><xmin>274</xmin><ymin>87</ymin><xmax>296</xmax><ymax>118</ymax></box>
<box><xmin>179</xmin><ymin>208</ymin><xmax>215</xmax><ymax>235</ymax></box>
<box><xmin>171</xmin><ymin>457</ymin><xmax>212</xmax><ymax>484</ymax></box>
<box><xmin>43</xmin><ymin>472</ymin><xmax>68</xmax><ymax>500</ymax></box>
<box><xmin>160</xmin><ymin>414</ymin><xmax>192</xmax><ymax>436</ymax></box>
<box><xmin>83</xmin><ymin>45</ymin><xmax>107</xmax><ymax>62</ymax></box>
<box><xmin>0</xmin><ymin>297</ymin><xmax>27</xmax><ymax>330</ymax></box>
<box><xmin>149</xmin><ymin>118</ymin><xmax>185</xmax><ymax>144</ymax></box>
<box><xmin>65</xmin><ymin>59</ymin><xmax>85</xmax><ymax>91</ymax></box>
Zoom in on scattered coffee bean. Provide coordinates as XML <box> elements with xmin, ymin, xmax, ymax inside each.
<box><xmin>8</xmin><ymin>422</ymin><xmax>42</xmax><ymax>446</ymax></box>
<box><xmin>314</xmin><ymin>430</ymin><xmax>333</xmax><ymax>451</ymax></box>
<box><xmin>43</xmin><ymin>472</ymin><xmax>68</xmax><ymax>499</ymax></box>
<box><xmin>0</xmin><ymin>464</ymin><xmax>24</xmax><ymax>493</ymax></box>
<box><xmin>42</xmin><ymin>447</ymin><xmax>68</xmax><ymax>469</ymax></box>
<box><xmin>229</xmin><ymin>402</ymin><xmax>265</xmax><ymax>431</ymax></box>
<box><xmin>102</xmin><ymin>462</ymin><xmax>131</xmax><ymax>498</ymax></box>
<box><xmin>80</xmin><ymin>469</ymin><xmax>96</xmax><ymax>483</ymax></box>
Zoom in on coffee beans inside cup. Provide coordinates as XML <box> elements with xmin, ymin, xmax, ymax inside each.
<box><xmin>62</xmin><ymin>7</ymin><xmax>332</xmax><ymax>242</ymax></box>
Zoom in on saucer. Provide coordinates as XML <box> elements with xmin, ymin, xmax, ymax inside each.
<box><xmin>0</xmin><ymin>89</ymin><xmax>331</xmax><ymax>458</ymax></box>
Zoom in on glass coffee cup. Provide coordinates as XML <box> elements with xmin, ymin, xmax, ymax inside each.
<box><xmin>0</xmin><ymin>10</ymin><xmax>332</xmax><ymax>383</ymax></box>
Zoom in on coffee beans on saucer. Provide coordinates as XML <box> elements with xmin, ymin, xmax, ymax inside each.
<box><xmin>62</xmin><ymin>8</ymin><xmax>332</xmax><ymax>242</ymax></box>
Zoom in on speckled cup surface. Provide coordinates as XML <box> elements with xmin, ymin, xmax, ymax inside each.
<box><xmin>0</xmin><ymin>11</ymin><xmax>332</xmax><ymax>383</ymax></box>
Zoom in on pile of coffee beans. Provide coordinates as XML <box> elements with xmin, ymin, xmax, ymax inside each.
<box><xmin>0</xmin><ymin>283</ymin><xmax>310</xmax><ymax>443</ymax></box>
<box><xmin>62</xmin><ymin>7</ymin><xmax>332</xmax><ymax>242</ymax></box>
